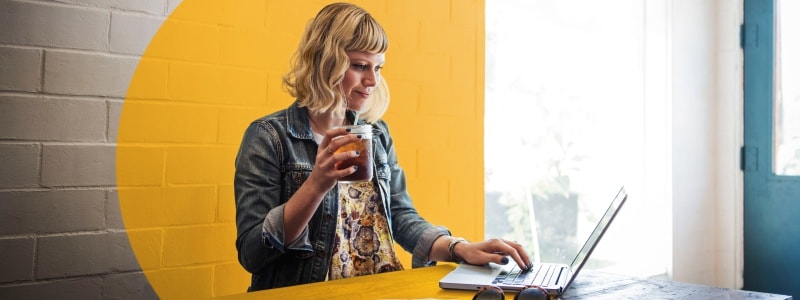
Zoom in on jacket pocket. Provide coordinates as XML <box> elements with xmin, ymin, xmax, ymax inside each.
<box><xmin>284</xmin><ymin>164</ymin><xmax>312</xmax><ymax>199</ymax></box>
<box><xmin>373</xmin><ymin>150</ymin><xmax>391</xmax><ymax>182</ymax></box>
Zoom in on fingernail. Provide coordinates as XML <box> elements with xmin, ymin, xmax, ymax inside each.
<box><xmin>346</xmin><ymin>128</ymin><xmax>352</xmax><ymax>132</ymax></box>
<box><xmin>353</xmin><ymin>165</ymin><xmax>358</xmax><ymax>170</ymax></box>
<box><xmin>354</xmin><ymin>151</ymin><xmax>360</xmax><ymax>156</ymax></box>
<box><xmin>356</xmin><ymin>134</ymin><xmax>362</xmax><ymax>139</ymax></box>
<box><xmin>501</xmin><ymin>257</ymin><xmax>509</xmax><ymax>265</ymax></box>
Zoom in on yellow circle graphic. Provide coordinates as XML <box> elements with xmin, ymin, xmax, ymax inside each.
<box><xmin>117</xmin><ymin>1</ymin><xmax>312</xmax><ymax>298</ymax></box>
<box><xmin>118</xmin><ymin>1</ymin><xmax>482</xmax><ymax>298</ymax></box>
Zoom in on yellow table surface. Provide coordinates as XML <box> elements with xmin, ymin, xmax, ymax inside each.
<box><xmin>215</xmin><ymin>263</ymin><xmax>793</xmax><ymax>300</ymax></box>
<box><xmin>216</xmin><ymin>263</ymin><xmax>476</xmax><ymax>300</ymax></box>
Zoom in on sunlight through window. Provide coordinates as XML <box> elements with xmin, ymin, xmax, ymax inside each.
<box><xmin>485</xmin><ymin>0</ymin><xmax>670</xmax><ymax>277</ymax></box>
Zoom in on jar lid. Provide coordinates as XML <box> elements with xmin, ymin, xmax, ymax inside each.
<box><xmin>344</xmin><ymin>124</ymin><xmax>372</xmax><ymax>134</ymax></box>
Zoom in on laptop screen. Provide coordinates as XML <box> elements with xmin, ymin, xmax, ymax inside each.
<box><xmin>439</xmin><ymin>186</ymin><xmax>628</xmax><ymax>295</ymax></box>
<box><xmin>567</xmin><ymin>187</ymin><xmax>628</xmax><ymax>278</ymax></box>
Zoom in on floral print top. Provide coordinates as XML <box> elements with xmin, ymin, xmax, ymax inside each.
<box><xmin>328</xmin><ymin>180</ymin><xmax>404</xmax><ymax>280</ymax></box>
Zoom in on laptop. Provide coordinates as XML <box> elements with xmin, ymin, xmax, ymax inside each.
<box><xmin>439</xmin><ymin>186</ymin><xmax>628</xmax><ymax>296</ymax></box>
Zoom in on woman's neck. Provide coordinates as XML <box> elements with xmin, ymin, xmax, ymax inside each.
<box><xmin>309</xmin><ymin>112</ymin><xmax>348</xmax><ymax>134</ymax></box>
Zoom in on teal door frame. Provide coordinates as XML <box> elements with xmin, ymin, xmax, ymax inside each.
<box><xmin>743</xmin><ymin>0</ymin><xmax>800</xmax><ymax>297</ymax></box>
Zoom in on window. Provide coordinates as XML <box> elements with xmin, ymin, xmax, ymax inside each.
<box><xmin>775</xmin><ymin>0</ymin><xmax>800</xmax><ymax>175</ymax></box>
<box><xmin>485</xmin><ymin>0</ymin><xmax>669</xmax><ymax>277</ymax></box>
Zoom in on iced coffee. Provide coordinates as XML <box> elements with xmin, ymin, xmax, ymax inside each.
<box><xmin>335</xmin><ymin>125</ymin><xmax>373</xmax><ymax>182</ymax></box>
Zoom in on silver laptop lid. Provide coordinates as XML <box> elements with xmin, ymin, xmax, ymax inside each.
<box><xmin>439</xmin><ymin>186</ymin><xmax>628</xmax><ymax>295</ymax></box>
<box><xmin>562</xmin><ymin>186</ymin><xmax>628</xmax><ymax>291</ymax></box>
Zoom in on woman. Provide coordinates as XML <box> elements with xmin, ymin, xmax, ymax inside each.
<box><xmin>234</xmin><ymin>2</ymin><xmax>531</xmax><ymax>291</ymax></box>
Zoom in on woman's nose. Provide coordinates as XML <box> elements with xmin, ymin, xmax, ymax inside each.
<box><xmin>363</xmin><ymin>72</ymin><xmax>378</xmax><ymax>87</ymax></box>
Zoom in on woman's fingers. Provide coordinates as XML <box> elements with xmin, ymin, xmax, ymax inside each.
<box><xmin>320</xmin><ymin>127</ymin><xmax>360</xmax><ymax>157</ymax></box>
<box><xmin>317</xmin><ymin>127</ymin><xmax>348</xmax><ymax>150</ymax></box>
<box><xmin>493</xmin><ymin>239</ymin><xmax>530</xmax><ymax>269</ymax></box>
<box><xmin>314</xmin><ymin>127</ymin><xmax>363</xmax><ymax>181</ymax></box>
<box><xmin>503</xmin><ymin>239</ymin><xmax>532</xmax><ymax>269</ymax></box>
<box><xmin>469</xmin><ymin>239</ymin><xmax>532</xmax><ymax>269</ymax></box>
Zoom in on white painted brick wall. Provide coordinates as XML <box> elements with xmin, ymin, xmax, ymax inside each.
<box><xmin>0</xmin><ymin>1</ymin><xmax>110</xmax><ymax>51</ymax></box>
<box><xmin>0</xmin><ymin>95</ymin><xmax>107</xmax><ymax>141</ymax></box>
<box><xmin>0</xmin><ymin>0</ymin><xmax>177</xmax><ymax>297</ymax></box>
<box><xmin>1</xmin><ymin>277</ymin><xmax>104</xmax><ymax>299</ymax></box>
<box><xmin>44</xmin><ymin>51</ymin><xmax>138</xmax><ymax>97</ymax></box>
<box><xmin>0</xmin><ymin>237</ymin><xmax>35</xmax><ymax>282</ymax></box>
<box><xmin>107</xmin><ymin>99</ymin><xmax>123</xmax><ymax>142</ymax></box>
<box><xmin>56</xmin><ymin>0</ymin><xmax>167</xmax><ymax>15</ymax></box>
<box><xmin>110</xmin><ymin>12</ymin><xmax>166</xmax><ymax>55</ymax></box>
<box><xmin>40</xmin><ymin>144</ymin><xmax>117</xmax><ymax>187</ymax></box>
<box><xmin>0</xmin><ymin>46</ymin><xmax>42</xmax><ymax>92</ymax></box>
<box><xmin>103</xmin><ymin>273</ymin><xmax>158</xmax><ymax>298</ymax></box>
<box><xmin>167</xmin><ymin>0</ymin><xmax>181</xmax><ymax>15</ymax></box>
<box><xmin>0</xmin><ymin>190</ymin><xmax>106</xmax><ymax>235</ymax></box>
<box><xmin>0</xmin><ymin>143</ymin><xmax>41</xmax><ymax>188</ymax></box>
<box><xmin>105</xmin><ymin>190</ymin><xmax>124</xmax><ymax>229</ymax></box>
<box><xmin>36</xmin><ymin>232</ymin><xmax>140</xmax><ymax>278</ymax></box>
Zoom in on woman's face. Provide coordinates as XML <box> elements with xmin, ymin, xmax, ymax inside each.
<box><xmin>341</xmin><ymin>51</ymin><xmax>385</xmax><ymax>112</ymax></box>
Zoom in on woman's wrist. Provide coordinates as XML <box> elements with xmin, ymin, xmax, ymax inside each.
<box><xmin>448</xmin><ymin>237</ymin><xmax>468</xmax><ymax>263</ymax></box>
<box><xmin>304</xmin><ymin>172</ymin><xmax>335</xmax><ymax>195</ymax></box>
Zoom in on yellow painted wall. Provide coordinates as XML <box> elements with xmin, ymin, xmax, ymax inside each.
<box><xmin>117</xmin><ymin>0</ymin><xmax>484</xmax><ymax>298</ymax></box>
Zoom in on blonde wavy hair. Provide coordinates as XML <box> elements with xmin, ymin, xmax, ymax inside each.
<box><xmin>283</xmin><ymin>3</ymin><xmax>390</xmax><ymax>123</ymax></box>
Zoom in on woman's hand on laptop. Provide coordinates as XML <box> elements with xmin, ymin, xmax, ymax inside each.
<box><xmin>454</xmin><ymin>238</ymin><xmax>533</xmax><ymax>270</ymax></box>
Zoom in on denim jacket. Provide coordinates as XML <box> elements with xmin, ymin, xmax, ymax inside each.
<box><xmin>234</xmin><ymin>101</ymin><xmax>450</xmax><ymax>291</ymax></box>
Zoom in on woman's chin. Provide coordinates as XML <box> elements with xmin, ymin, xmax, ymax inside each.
<box><xmin>347</xmin><ymin>99</ymin><xmax>368</xmax><ymax>111</ymax></box>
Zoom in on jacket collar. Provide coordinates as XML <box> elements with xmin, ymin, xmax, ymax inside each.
<box><xmin>286</xmin><ymin>101</ymin><xmax>357</xmax><ymax>140</ymax></box>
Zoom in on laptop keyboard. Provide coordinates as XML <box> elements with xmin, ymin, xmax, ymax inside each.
<box><xmin>492</xmin><ymin>263</ymin><xmax>559</xmax><ymax>287</ymax></box>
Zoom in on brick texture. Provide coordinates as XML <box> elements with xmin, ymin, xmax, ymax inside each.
<box><xmin>0</xmin><ymin>277</ymin><xmax>102</xmax><ymax>299</ymax></box>
<box><xmin>0</xmin><ymin>1</ymin><xmax>109</xmax><ymax>51</ymax></box>
<box><xmin>103</xmin><ymin>272</ymin><xmax>158</xmax><ymax>299</ymax></box>
<box><xmin>0</xmin><ymin>0</ymin><xmax>174</xmax><ymax>297</ymax></box>
<box><xmin>105</xmin><ymin>190</ymin><xmax>125</xmax><ymax>230</ymax></box>
<box><xmin>0</xmin><ymin>46</ymin><xmax>42</xmax><ymax>92</ymax></box>
<box><xmin>43</xmin><ymin>50</ymin><xmax>138</xmax><ymax>97</ymax></box>
<box><xmin>0</xmin><ymin>143</ymin><xmax>40</xmax><ymax>188</ymax></box>
<box><xmin>0</xmin><ymin>237</ymin><xmax>35</xmax><ymax>282</ymax></box>
<box><xmin>110</xmin><ymin>12</ymin><xmax>165</xmax><ymax>55</ymax></box>
<box><xmin>0</xmin><ymin>190</ymin><xmax>106</xmax><ymax>235</ymax></box>
<box><xmin>64</xmin><ymin>0</ymin><xmax>167</xmax><ymax>15</ymax></box>
<box><xmin>0</xmin><ymin>95</ymin><xmax>107</xmax><ymax>142</ymax></box>
<box><xmin>107</xmin><ymin>99</ymin><xmax>123</xmax><ymax>143</ymax></box>
<box><xmin>36</xmin><ymin>232</ymin><xmax>140</xmax><ymax>279</ymax></box>
<box><xmin>40</xmin><ymin>144</ymin><xmax>116</xmax><ymax>187</ymax></box>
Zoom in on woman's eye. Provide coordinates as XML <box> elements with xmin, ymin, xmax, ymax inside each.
<box><xmin>353</xmin><ymin>64</ymin><xmax>368</xmax><ymax>71</ymax></box>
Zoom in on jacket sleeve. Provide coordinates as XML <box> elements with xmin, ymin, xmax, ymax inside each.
<box><xmin>234</xmin><ymin>121</ymin><xmax>313</xmax><ymax>274</ymax></box>
<box><xmin>375</xmin><ymin>120</ymin><xmax>451</xmax><ymax>268</ymax></box>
